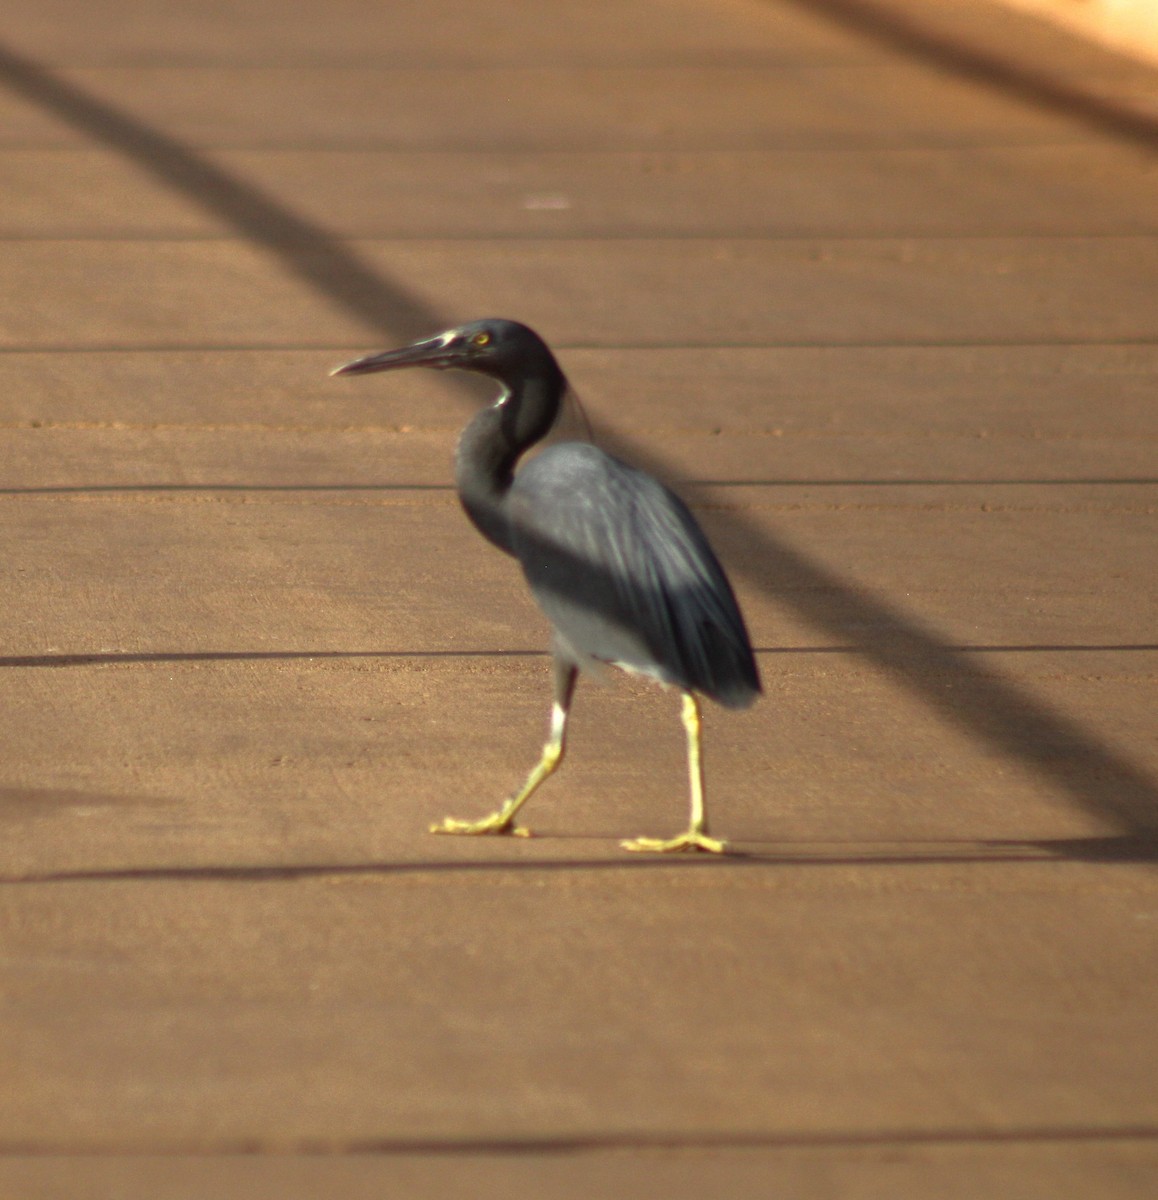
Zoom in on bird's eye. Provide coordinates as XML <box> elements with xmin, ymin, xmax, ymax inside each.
<box><xmin>471</xmin><ymin>331</ymin><xmax>492</xmax><ymax>348</ymax></box>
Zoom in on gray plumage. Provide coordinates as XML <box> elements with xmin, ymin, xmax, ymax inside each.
<box><xmin>332</xmin><ymin>317</ymin><xmax>760</xmax><ymax>852</ymax></box>
<box><xmin>509</xmin><ymin>441</ymin><xmax>759</xmax><ymax>708</ymax></box>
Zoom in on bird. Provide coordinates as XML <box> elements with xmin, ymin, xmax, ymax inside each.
<box><xmin>331</xmin><ymin>318</ymin><xmax>760</xmax><ymax>853</ymax></box>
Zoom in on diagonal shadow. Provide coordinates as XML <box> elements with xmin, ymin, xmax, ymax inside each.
<box><xmin>0</xmin><ymin>42</ymin><xmax>442</xmax><ymax>344</ymax></box>
<box><xmin>784</xmin><ymin>0</ymin><xmax>1158</xmax><ymax>150</ymax></box>
<box><xmin>0</xmin><ymin>40</ymin><xmax>1156</xmax><ymax>835</ymax></box>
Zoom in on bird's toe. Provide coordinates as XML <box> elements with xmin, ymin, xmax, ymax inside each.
<box><xmin>430</xmin><ymin>813</ymin><xmax>531</xmax><ymax>837</ymax></box>
<box><xmin>620</xmin><ymin>831</ymin><xmax>728</xmax><ymax>854</ymax></box>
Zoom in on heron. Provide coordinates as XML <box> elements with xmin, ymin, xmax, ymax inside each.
<box><xmin>332</xmin><ymin>318</ymin><xmax>760</xmax><ymax>853</ymax></box>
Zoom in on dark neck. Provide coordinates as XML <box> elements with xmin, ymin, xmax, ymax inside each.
<box><xmin>454</xmin><ymin>369</ymin><xmax>565</xmax><ymax>555</ymax></box>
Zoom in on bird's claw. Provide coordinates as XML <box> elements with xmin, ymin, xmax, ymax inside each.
<box><xmin>620</xmin><ymin>831</ymin><xmax>728</xmax><ymax>854</ymax></box>
<box><xmin>429</xmin><ymin>813</ymin><xmax>532</xmax><ymax>838</ymax></box>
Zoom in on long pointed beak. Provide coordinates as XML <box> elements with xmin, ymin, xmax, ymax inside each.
<box><xmin>330</xmin><ymin>333</ymin><xmax>456</xmax><ymax>377</ymax></box>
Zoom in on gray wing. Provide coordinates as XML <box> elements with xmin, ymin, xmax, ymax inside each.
<box><xmin>507</xmin><ymin>442</ymin><xmax>760</xmax><ymax>708</ymax></box>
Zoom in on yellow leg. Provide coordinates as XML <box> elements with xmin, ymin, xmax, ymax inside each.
<box><xmin>431</xmin><ymin>664</ymin><xmax>576</xmax><ymax>838</ymax></box>
<box><xmin>622</xmin><ymin>691</ymin><xmax>727</xmax><ymax>854</ymax></box>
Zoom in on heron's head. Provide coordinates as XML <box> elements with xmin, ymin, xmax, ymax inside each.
<box><xmin>331</xmin><ymin>319</ymin><xmax>561</xmax><ymax>390</ymax></box>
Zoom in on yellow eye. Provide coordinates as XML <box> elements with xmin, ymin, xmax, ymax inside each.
<box><xmin>471</xmin><ymin>331</ymin><xmax>491</xmax><ymax>347</ymax></box>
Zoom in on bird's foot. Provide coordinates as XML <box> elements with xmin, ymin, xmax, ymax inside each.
<box><xmin>620</xmin><ymin>830</ymin><xmax>728</xmax><ymax>854</ymax></box>
<box><xmin>429</xmin><ymin>811</ymin><xmax>532</xmax><ymax>838</ymax></box>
